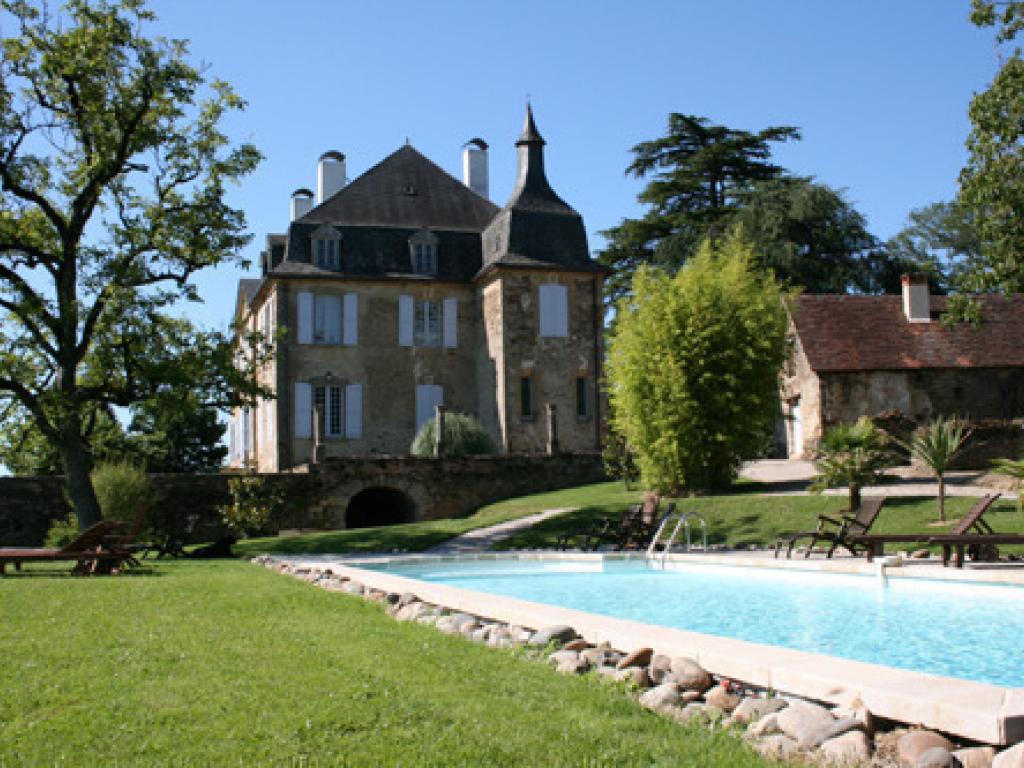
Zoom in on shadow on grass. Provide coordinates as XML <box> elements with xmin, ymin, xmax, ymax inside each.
<box><xmin>1</xmin><ymin>564</ymin><xmax>164</xmax><ymax>579</ymax></box>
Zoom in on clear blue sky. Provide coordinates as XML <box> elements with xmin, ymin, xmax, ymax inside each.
<box><xmin>146</xmin><ymin>0</ymin><xmax>1000</xmax><ymax>331</ymax></box>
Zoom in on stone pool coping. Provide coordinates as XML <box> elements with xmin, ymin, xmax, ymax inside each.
<box><xmin>283</xmin><ymin>550</ymin><xmax>1024</xmax><ymax>745</ymax></box>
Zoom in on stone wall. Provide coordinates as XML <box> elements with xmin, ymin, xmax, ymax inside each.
<box><xmin>0</xmin><ymin>453</ymin><xmax>604</xmax><ymax>547</ymax></box>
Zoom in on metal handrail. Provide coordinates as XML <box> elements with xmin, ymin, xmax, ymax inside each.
<box><xmin>647</xmin><ymin>510</ymin><xmax>709</xmax><ymax>561</ymax></box>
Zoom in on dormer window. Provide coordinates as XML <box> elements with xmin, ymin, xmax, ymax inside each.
<box><xmin>311</xmin><ymin>225</ymin><xmax>342</xmax><ymax>271</ymax></box>
<box><xmin>409</xmin><ymin>229</ymin><xmax>439</xmax><ymax>275</ymax></box>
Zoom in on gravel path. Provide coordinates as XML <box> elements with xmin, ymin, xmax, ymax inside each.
<box><xmin>425</xmin><ymin>508</ymin><xmax>573</xmax><ymax>554</ymax></box>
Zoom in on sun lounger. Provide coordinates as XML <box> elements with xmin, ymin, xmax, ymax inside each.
<box><xmin>851</xmin><ymin>494</ymin><xmax>1002</xmax><ymax>566</ymax></box>
<box><xmin>774</xmin><ymin>497</ymin><xmax>886</xmax><ymax>559</ymax></box>
<box><xmin>0</xmin><ymin>519</ymin><xmax>128</xmax><ymax>575</ymax></box>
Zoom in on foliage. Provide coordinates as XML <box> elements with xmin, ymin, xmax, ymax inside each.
<box><xmin>128</xmin><ymin>391</ymin><xmax>227</xmax><ymax>472</ymax></box>
<box><xmin>597</xmin><ymin>114</ymin><xmax>800</xmax><ymax>302</ymax></box>
<box><xmin>898</xmin><ymin>417</ymin><xmax>969</xmax><ymax>522</ymax></box>
<box><xmin>410</xmin><ymin>411</ymin><xmax>497</xmax><ymax>457</ymax></box>
<box><xmin>606</xmin><ymin>230</ymin><xmax>789</xmax><ymax>494</ymax></box>
<box><xmin>956</xmin><ymin>2</ymin><xmax>1024</xmax><ymax>295</ymax></box>
<box><xmin>601</xmin><ymin>430</ymin><xmax>640</xmax><ymax>490</ymax></box>
<box><xmin>992</xmin><ymin>456</ymin><xmax>1024</xmax><ymax>513</ymax></box>
<box><xmin>90</xmin><ymin>460</ymin><xmax>150</xmax><ymax>522</ymax></box>
<box><xmin>0</xmin><ymin>404</ymin><xmax>129</xmax><ymax>475</ymax></box>
<box><xmin>219</xmin><ymin>473</ymin><xmax>283</xmax><ymax>537</ymax></box>
<box><xmin>43</xmin><ymin>510</ymin><xmax>79</xmax><ymax>548</ymax></box>
<box><xmin>734</xmin><ymin>178</ymin><xmax>885</xmax><ymax>293</ymax></box>
<box><xmin>885</xmin><ymin>201</ymin><xmax>983</xmax><ymax>296</ymax></box>
<box><xmin>0</xmin><ymin>0</ymin><xmax>267</xmax><ymax>529</ymax></box>
<box><xmin>810</xmin><ymin>418</ymin><xmax>892</xmax><ymax>511</ymax></box>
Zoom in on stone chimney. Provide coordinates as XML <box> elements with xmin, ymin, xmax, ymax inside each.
<box><xmin>290</xmin><ymin>188</ymin><xmax>314</xmax><ymax>221</ymax></box>
<box><xmin>462</xmin><ymin>138</ymin><xmax>489</xmax><ymax>199</ymax></box>
<box><xmin>317</xmin><ymin>151</ymin><xmax>346</xmax><ymax>204</ymax></box>
<box><xmin>901</xmin><ymin>273</ymin><xmax>931</xmax><ymax>322</ymax></box>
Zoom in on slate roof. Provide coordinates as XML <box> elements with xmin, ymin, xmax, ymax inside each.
<box><xmin>297</xmin><ymin>144</ymin><xmax>498</xmax><ymax>231</ymax></box>
<box><xmin>792</xmin><ymin>294</ymin><xmax>1024</xmax><ymax>372</ymax></box>
<box><xmin>238</xmin><ymin>278</ymin><xmax>262</xmax><ymax>306</ymax></box>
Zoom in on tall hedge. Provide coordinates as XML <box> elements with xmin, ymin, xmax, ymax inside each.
<box><xmin>607</xmin><ymin>230</ymin><xmax>789</xmax><ymax>493</ymax></box>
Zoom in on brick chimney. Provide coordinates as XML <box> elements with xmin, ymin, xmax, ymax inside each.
<box><xmin>901</xmin><ymin>273</ymin><xmax>930</xmax><ymax>323</ymax></box>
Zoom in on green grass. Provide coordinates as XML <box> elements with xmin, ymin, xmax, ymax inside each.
<box><xmin>235</xmin><ymin>482</ymin><xmax>640</xmax><ymax>556</ymax></box>
<box><xmin>0</xmin><ymin>560</ymin><xmax>772</xmax><ymax>767</ymax></box>
<box><xmin>497</xmin><ymin>486</ymin><xmax>1024</xmax><ymax>555</ymax></box>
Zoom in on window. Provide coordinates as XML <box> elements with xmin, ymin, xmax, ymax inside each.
<box><xmin>414</xmin><ymin>299</ymin><xmax>441</xmax><ymax>347</ymax></box>
<box><xmin>315</xmin><ymin>385</ymin><xmax>343</xmax><ymax>437</ymax></box>
<box><xmin>297</xmin><ymin>291</ymin><xmax>358</xmax><ymax>345</ymax></box>
<box><xmin>415</xmin><ymin>384</ymin><xmax>444</xmax><ymax>431</ymax></box>
<box><xmin>576</xmin><ymin>377</ymin><xmax>590</xmax><ymax>419</ymax></box>
<box><xmin>539</xmin><ymin>283</ymin><xmax>568</xmax><ymax>337</ymax></box>
<box><xmin>520</xmin><ymin>376</ymin><xmax>534</xmax><ymax>419</ymax></box>
<box><xmin>315</xmin><ymin>238</ymin><xmax>338</xmax><ymax>270</ymax></box>
<box><xmin>413</xmin><ymin>243</ymin><xmax>436</xmax><ymax>275</ymax></box>
<box><xmin>409</xmin><ymin>229</ymin><xmax>439</xmax><ymax>275</ymax></box>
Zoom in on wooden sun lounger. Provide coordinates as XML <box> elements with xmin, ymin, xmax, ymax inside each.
<box><xmin>851</xmin><ymin>494</ymin><xmax>1003</xmax><ymax>567</ymax></box>
<box><xmin>774</xmin><ymin>497</ymin><xmax>886</xmax><ymax>559</ymax></box>
<box><xmin>0</xmin><ymin>520</ymin><xmax>127</xmax><ymax>575</ymax></box>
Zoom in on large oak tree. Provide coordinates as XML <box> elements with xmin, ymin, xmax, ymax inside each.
<box><xmin>0</xmin><ymin>0</ymin><xmax>264</xmax><ymax>527</ymax></box>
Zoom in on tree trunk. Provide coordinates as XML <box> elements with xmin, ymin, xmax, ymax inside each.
<box><xmin>59</xmin><ymin>432</ymin><xmax>101</xmax><ymax>530</ymax></box>
<box><xmin>938</xmin><ymin>475</ymin><xmax>946</xmax><ymax>523</ymax></box>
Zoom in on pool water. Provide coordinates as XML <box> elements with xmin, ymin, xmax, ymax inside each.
<box><xmin>367</xmin><ymin>559</ymin><xmax>1024</xmax><ymax>688</ymax></box>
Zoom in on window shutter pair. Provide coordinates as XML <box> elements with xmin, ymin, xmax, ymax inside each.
<box><xmin>297</xmin><ymin>291</ymin><xmax>358</xmax><ymax>345</ymax></box>
<box><xmin>294</xmin><ymin>382</ymin><xmax>362</xmax><ymax>439</ymax></box>
<box><xmin>399</xmin><ymin>295</ymin><xmax>457</xmax><ymax>347</ymax></box>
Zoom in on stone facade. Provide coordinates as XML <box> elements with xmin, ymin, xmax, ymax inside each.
<box><xmin>230</xmin><ymin>107</ymin><xmax>605</xmax><ymax>470</ymax></box>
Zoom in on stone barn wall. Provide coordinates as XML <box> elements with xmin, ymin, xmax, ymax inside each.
<box><xmin>0</xmin><ymin>453</ymin><xmax>604</xmax><ymax>546</ymax></box>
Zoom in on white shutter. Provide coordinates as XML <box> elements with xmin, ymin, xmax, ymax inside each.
<box><xmin>539</xmin><ymin>284</ymin><xmax>568</xmax><ymax>337</ymax></box>
<box><xmin>443</xmin><ymin>297</ymin><xmax>458</xmax><ymax>348</ymax></box>
<box><xmin>415</xmin><ymin>384</ymin><xmax>444</xmax><ymax>431</ymax></box>
<box><xmin>297</xmin><ymin>291</ymin><xmax>313</xmax><ymax>344</ymax></box>
<box><xmin>321</xmin><ymin>295</ymin><xmax>342</xmax><ymax>344</ymax></box>
<box><xmin>343</xmin><ymin>293</ymin><xmax>358</xmax><ymax>345</ymax></box>
<box><xmin>398</xmin><ymin>294</ymin><xmax>414</xmax><ymax>347</ymax></box>
<box><xmin>294</xmin><ymin>382</ymin><xmax>312</xmax><ymax>438</ymax></box>
<box><xmin>345</xmin><ymin>383</ymin><xmax>363</xmax><ymax>438</ymax></box>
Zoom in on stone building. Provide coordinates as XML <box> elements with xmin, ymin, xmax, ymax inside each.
<box><xmin>780</xmin><ymin>274</ymin><xmax>1024</xmax><ymax>458</ymax></box>
<box><xmin>228</xmin><ymin>107</ymin><xmax>606</xmax><ymax>470</ymax></box>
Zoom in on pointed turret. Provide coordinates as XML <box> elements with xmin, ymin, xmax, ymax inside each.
<box><xmin>480</xmin><ymin>105</ymin><xmax>594</xmax><ymax>272</ymax></box>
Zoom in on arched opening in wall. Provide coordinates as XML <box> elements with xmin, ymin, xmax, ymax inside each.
<box><xmin>345</xmin><ymin>487</ymin><xmax>416</xmax><ymax>529</ymax></box>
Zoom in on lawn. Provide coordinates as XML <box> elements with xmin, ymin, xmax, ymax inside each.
<box><xmin>0</xmin><ymin>560</ymin><xmax>772</xmax><ymax>767</ymax></box>
<box><xmin>237</xmin><ymin>478</ymin><xmax>1023</xmax><ymax>557</ymax></box>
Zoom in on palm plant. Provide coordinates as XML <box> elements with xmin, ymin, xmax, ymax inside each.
<box><xmin>810</xmin><ymin>418</ymin><xmax>892</xmax><ymax>511</ymax></box>
<box><xmin>899</xmin><ymin>417</ymin><xmax>969</xmax><ymax>523</ymax></box>
<box><xmin>992</xmin><ymin>457</ymin><xmax>1024</xmax><ymax>514</ymax></box>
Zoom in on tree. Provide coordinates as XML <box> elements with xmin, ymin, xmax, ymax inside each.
<box><xmin>128</xmin><ymin>391</ymin><xmax>227</xmax><ymax>473</ymax></box>
<box><xmin>0</xmin><ymin>0</ymin><xmax>263</xmax><ymax>528</ymax></box>
<box><xmin>885</xmin><ymin>201</ymin><xmax>983</xmax><ymax>294</ymax></box>
<box><xmin>898</xmin><ymin>417</ymin><xmax>968</xmax><ymax>523</ymax></box>
<box><xmin>597</xmin><ymin>114</ymin><xmax>800</xmax><ymax>302</ymax></box>
<box><xmin>810</xmin><ymin>418</ymin><xmax>891</xmax><ymax>511</ymax></box>
<box><xmin>733</xmin><ymin>178</ymin><xmax>883</xmax><ymax>293</ymax></box>
<box><xmin>957</xmin><ymin>1</ymin><xmax>1024</xmax><ymax>294</ymax></box>
<box><xmin>606</xmin><ymin>230</ymin><xmax>788</xmax><ymax>494</ymax></box>
<box><xmin>0</xmin><ymin>402</ymin><xmax>128</xmax><ymax>475</ymax></box>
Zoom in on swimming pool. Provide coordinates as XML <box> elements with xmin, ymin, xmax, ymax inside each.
<box><xmin>365</xmin><ymin>557</ymin><xmax>1024</xmax><ymax>688</ymax></box>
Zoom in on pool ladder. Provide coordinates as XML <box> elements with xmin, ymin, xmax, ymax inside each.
<box><xmin>647</xmin><ymin>510</ymin><xmax>708</xmax><ymax>563</ymax></box>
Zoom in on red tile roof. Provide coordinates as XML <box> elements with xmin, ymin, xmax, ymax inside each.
<box><xmin>791</xmin><ymin>294</ymin><xmax>1024</xmax><ymax>372</ymax></box>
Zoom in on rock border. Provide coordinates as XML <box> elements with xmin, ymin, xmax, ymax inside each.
<box><xmin>255</xmin><ymin>556</ymin><xmax>1016</xmax><ymax>768</ymax></box>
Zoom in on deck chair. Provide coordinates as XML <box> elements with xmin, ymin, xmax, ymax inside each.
<box><xmin>0</xmin><ymin>520</ymin><xmax>127</xmax><ymax>575</ymax></box>
<box><xmin>774</xmin><ymin>496</ymin><xmax>886</xmax><ymax>559</ymax></box>
<box><xmin>555</xmin><ymin>503</ymin><xmax>642</xmax><ymax>550</ymax></box>
<box><xmin>852</xmin><ymin>494</ymin><xmax>1002</xmax><ymax>565</ymax></box>
<box><xmin>103</xmin><ymin>505</ymin><xmax>149</xmax><ymax>569</ymax></box>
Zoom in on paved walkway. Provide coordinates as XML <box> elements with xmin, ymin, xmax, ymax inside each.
<box><xmin>425</xmin><ymin>508</ymin><xmax>573</xmax><ymax>554</ymax></box>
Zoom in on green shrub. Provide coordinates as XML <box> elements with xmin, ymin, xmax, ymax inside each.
<box><xmin>44</xmin><ymin>511</ymin><xmax>79</xmax><ymax>548</ymax></box>
<box><xmin>410</xmin><ymin>412</ymin><xmax>497</xmax><ymax>457</ymax></box>
<box><xmin>810</xmin><ymin>417</ymin><xmax>892</xmax><ymax>510</ymax></box>
<box><xmin>219</xmin><ymin>474</ymin><xmax>284</xmax><ymax>537</ymax></box>
<box><xmin>91</xmin><ymin>460</ymin><xmax>151</xmax><ymax>522</ymax></box>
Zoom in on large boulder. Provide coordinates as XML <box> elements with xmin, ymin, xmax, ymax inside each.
<box><xmin>617</xmin><ymin>647</ymin><xmax>654</xmax><ymax>670</ymax></box>
<box><xmin>797</xmin><ymin>716</ymin><xmax>863</xmax><ymax>750</ymax></box>
<box><xmin>916</xmin><ymin>747</ymin><xmax>961</xmax><ymax>768</ymax></box>
<box><xmin>819</xmin><ymin>730</ymin><xmax>873</xmax><ymax>765</ymax></box>
<box><xmin>528</xmin><ymin>625</ymin><xmax>577</xmax><ymax>647</ymax></box>
<box><xmin>704</xmin><ymin>686</ymin><xmax>742</xmax><ymax>713</ymax></box>
<box><xmin>649</xmin><ymin>654</ymin><xmax>672</xmax><ymax>684</ymax></box>
<box><xmin>728</xmin><ymin>696</ymin><xmax>788</xmax><ymax>726</ymax></box>
<box><xmin>952</xmin><ymin>746</ymin><xmax>996</xmax><ymax>768</ymax></box>
<box><xmin>776</xmin><ymin>700</ymin><xmax>836</xmax><ymax>744</ymax></box>
<box><xmin>669</xmin><ymin>657</ymin><xmax>712</xmax><ymax>692</ymax></box>
<box><xmin>994</xmin><ymin>742</ymin><xmax>1024</xmax><ymax>768</ymax></box>
<box><xmin>898</xmin><ymin>732</ymin><xmax>956</xmax><ymax>766</ymax></box>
